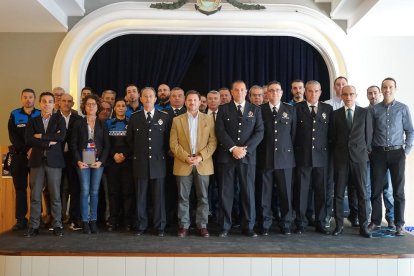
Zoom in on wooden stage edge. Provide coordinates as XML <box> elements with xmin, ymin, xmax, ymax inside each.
<box><xmin>0</xmin><ymin>251</ymin><xmax>413</xmax><ymax>259</ymax></box>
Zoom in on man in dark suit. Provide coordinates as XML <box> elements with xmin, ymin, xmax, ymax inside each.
<box><xmin>330</xmin><ymin>85</ymin><xmax>372</xmax><ymax>238</ymax></box>
<box><xmin>294</xmin><ymin>80</ymin><xmax>332</xmax><ymax>235</ymax></box>
<box><xmin>166</xmin><ymin>87</ymin><xmax>187</xmax><ymax>117</ymax></box>
<box><xmin>257</xmin><ymin>81</ymin><xmax>296</xmax><ymax>235</ymax></box>
<box><xmin>215</xmin><ymin>80</ymin><xmax>264</xmax><ymax>237</ymax></box>
<box><xmin>127</xmin><ymin>87</ymin><xmax>171</xmax><ymax>237</ymax></box>
<box><xmin>57</xmin><ymin>94</ymin><xmax>83</xmax><ymax>230</ymax></box>
<box><xmin>24</xmin><ymin>92</ymin><xmax>67</xmax><ymax>237</ymax></box>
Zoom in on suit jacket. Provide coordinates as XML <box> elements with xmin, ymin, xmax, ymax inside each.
<box><xmin>215</xmin><ymin>101</ymin><xmax>264</xmax><ymax>165</ymax></box>
<box><xmin>166</xmin><ymin>106</ymin><xmax>187</xmax><ymax>118</ymax></box>
<box><xmin>330</xmin><ymin>106</ymin><xmax>372</xmax><ymax>164</ymax></box>
<box><xmin>294</xmin><ymin>101</ymin><xmax>333</xmax><ymax>167</ymax></box>
<box><xmin>170</xmin><ymin>112</ymin><xmax>217</xmax><ymax>176</ymax></box>
<box><xmin>258</xmin><ymin>102</ymin><xmax>296</xmax><ymax>170</ymax></box>
<box><xmin>55</xmin><ymin>111</ymin><xmax>82</xmax><ymax>153</ymax></box>
<box><xmin>25</xmin><ymin>113</ymin><xmax>66</xmax><ymax>168</ymax></box>
<box><xmin>70</xmin><ymin>117</ymin><xmax>110</xmax><ymax>165</ymax></box>
<box><xmin>127</xmin><ymin>110</ymin><xmax>171</xmax><ymax>179</ymax></box>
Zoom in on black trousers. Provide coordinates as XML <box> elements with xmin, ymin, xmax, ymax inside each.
<box><xmin>295</xmin><ymin>166</ymin><xmax>327</xmax><ymax>227</ymax></box>
<box><xmin>260</xmin><ymin>168</ymin><xmax>293</xmax><ymax>230</ymax></box>
<box><xmin>106</xmin><ymin>160</ymin><xmax>134</xmax><ymax>226</ymax></box>
<box><xmin>334</xmin><ymin>160</ymin><xmax>369</xmax><ymax>228</ymax></box>
<box><xmin>135</xmin><ymin>177</ymin><xmax>166</xmax><ymax>231</ymax></box>
<box><xmin>217</xmin><ymin>162</ymin><xmax>256</xmax><ymax>231</ymax></box>
<box><xmin>370</xmin><ymin>148</ymin><xmax>405</xmax><ymax>227</ymax></box>
<box><xmin>10</xmin><ymin>153</ymin><xmax>29</xmax><ymax>223</ymax></box>
<box><xmin>63</xmin><ymin>153</ymin><xmax>81</xmax><ymax>222</ymax></box>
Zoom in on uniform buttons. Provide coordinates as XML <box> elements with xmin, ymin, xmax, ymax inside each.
<box><xmin>149</xmin><ymin>147</ymin><xmax>152</xmax><ymax>149</ymax></box>
<box><xmin>149</xmin><ymin>156</ymin><xmax>152</xmax><ymax>158</ymax></box>
<box><xmin>238</xmin><ymin>130</ymin><xmax>241</xmax><ymax>132</ymax></box>
<box><xmin>312</xmin><ymin>137</ymin><xmax>315</xmax><ymax>140</ymax></box>
<box><xmin>312</xmin><ymin>146</ymin><xmax>315</xmax><ymax>149</ymax></box>
<box><xmin>274</xmin><ymin>130</ymin><xmax>277</xmax><ymax>133</ymax></box>
<box><xmin>237</xmin><ymin>138</ymin><xmax>240</xmax><ymax>140</ymax></box>
<box><xmin>275</xmin><ymin>148</ymin><xmax>278</xmax><ymax>151</ymax></box>
<box><xmin>275</xmin><ymin>121</ymin><xmax>277</xmax><ymax>124</ymax></box>
<box><xmin>313</xmin><ymin>120</ymin><xmax>316</xmax><ymax>123</ymax></box>
<box><xmin>149</xmin><ymin>129</ymin><xmax>152</xmax><ymax>132</ymax></box>
<box><xmin>239</xmin><ymin>123</ymin><xmax>241</xmax><ymax>126</ymax></box>
<box><xmin>149</xmin><ymin>138</ymin><xmax>151</xmax><ymax>140</ymax></box>
<box><xmin>275</xmin><ymin>139</ymin><xmax>277</xmax><ymax>141</ymax></box>
<box><xmin>287</xmin><ymin>149</ymin><xmax>291</xmax><ymax>152</ymax></box>
<box><xmin>312</xmin><ymin>129</ymin><xmax>315</xmax><ymax>132</ymax></box>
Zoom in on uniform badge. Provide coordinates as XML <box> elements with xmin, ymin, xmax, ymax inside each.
<box><xmin>158</xmin><ymin>119</ymin><xmax>163</xmax><ymax>125</ymax></box>
<box><xmin>247</xmin><ymin>111</ymin><xmax>254</xmax><ymax>117</ymax></box>
<box><xmin>282</xmin><ymin>112</ymin><xmax>289</xmax><ymax>119</ymax></box>
<box><xmin>322</xmin><ymin>113</ymin><xmax>326</xmax><ymax>119</ymax></box>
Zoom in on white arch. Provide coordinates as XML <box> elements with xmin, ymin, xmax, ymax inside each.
<box><xmin>52</xmin><ymin>2</ymin><xmax>349</xmax><ymax>108</ymax></box>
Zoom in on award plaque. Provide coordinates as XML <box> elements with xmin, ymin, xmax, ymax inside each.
<box><xmin>82</xmin><ymin>149</ymin><xmax>96</xmax><ymax>165</ymax></box>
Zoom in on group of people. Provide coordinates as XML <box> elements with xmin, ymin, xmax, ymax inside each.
<box><xmin>7</xmin><ymin>77</ymin><xmax>413</xmax><ymax>239</ymax></box>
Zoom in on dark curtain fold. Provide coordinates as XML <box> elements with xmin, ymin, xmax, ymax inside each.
<box><xmin>86</xmin><ymin>34</ymin><xmax>329</xmax><ymax>101</ymax></box>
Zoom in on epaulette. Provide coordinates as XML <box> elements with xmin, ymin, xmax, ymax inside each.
<box><xmin>159</xmin><ymin>110</ymin><xmax>168</xmax><ymax>114</ymax></box>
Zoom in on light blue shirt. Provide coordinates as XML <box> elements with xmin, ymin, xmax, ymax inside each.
<box><xmin>187</xmin><ymin>111</ymin><xmax>199</xmax><ymax>155</ymax></box>
<box><xmin>372</xmin><ymin>100</ymin><xmax>414</xmax><ymax>154</ymax></box>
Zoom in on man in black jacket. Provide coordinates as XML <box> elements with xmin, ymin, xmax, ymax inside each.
<box><xmin>24</xmin><ymin>92</ymin><xmax>66</xmax><ymax>237</ymax></box>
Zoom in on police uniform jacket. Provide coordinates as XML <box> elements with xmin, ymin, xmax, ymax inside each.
<box><xmin>258</xmin><ymin>102</ymin><xmax>296</xmax><ymax>170</ymax></box>
<box><xmin>106</xmin><ymin>117</ymin><xmax>130</xmax><ymax>164</ymax></box>
<box><xmin>127</xmin><ymin>110</ymin><xmax>171</xmax><ymax>179</ymax></box>
<box><xmin>8</xmin><ymin>108</ymin><xmax>41</xmax><ymax>154</ymax></box>
<box><xmin>215</xmin><ymin>101</ymin><xmax>264</xmax><ymax>165</ymax></box>
<box><xmin>294</xmin><ymin>101</ymin><xmax>332</xmax><ymax>167</ymax></box>
<box><xmin>24</xmin><ymin>113</ymin><xmax>67</xmax><ymax>168</ymax></box>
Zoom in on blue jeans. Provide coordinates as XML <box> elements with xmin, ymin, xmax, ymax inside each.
<box><xmin>77</xmin><ymin>167</ymin><xmax>104</xmax><ymax>222</ymax></box>
<box><xmin>366</xmin><ymin>162</ymin><xmax>394</xmax><ymax>222</ymax></box>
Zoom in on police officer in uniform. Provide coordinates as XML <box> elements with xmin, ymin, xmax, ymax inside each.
<box><xmin>8</xmin><ymin>88</ymin><xmax>41</xmax><ymax>231</ymax></box>
<box><xmin>257</xmin><ymin>81</ymin><xmax>296</xmax><ymax>235</ymax></box>
<box><xmin>127</xmin><ymin>87</ymin><xmax>171</xmax><ymax>237</ymax></box>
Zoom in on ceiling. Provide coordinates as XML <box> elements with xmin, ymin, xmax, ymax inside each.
<box><xmin>0</xmin><ymin>0</ymin><xmax>413</xmax><ymax>35</ymax></box>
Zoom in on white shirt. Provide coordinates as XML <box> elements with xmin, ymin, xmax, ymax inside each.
<box><xmin>269</xmin><ymin>102</ymin><xmax>281</xmax><ymax>112</ymax></box>
<box><xmin>60</xmin><ymin>111</ymin><xmax>72</xmax><ymax>152</ymax></box>
<box><xmin>187</xmin><ymin>111</ymin><xmax>199</xmax><ymax>155</ymax></box>
<box><xmin>234</xmin><ymin>101</ymin><xmax>246</xmax><ymax>114</ymax></box>
<box><xmin>307</xmin><ymin>101</ymin><xmax>319</xmax><ymax>114</ymax></box>
<box><xmin>144</xmin><ymin>109</ymin><xmax>155</xmax><ymax>120</ymax></box>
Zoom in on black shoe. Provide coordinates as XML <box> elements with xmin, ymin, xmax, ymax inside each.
<box><xmin>218</xmin><ymin>231</ymin><xmax>228</xmax><ymax>238</ymax></box>
<box><xmin>157</xmin><ymin>230</ymin><xmax>165</xmax><ymax>237</ymax></box>
<box><xmin>261</xmin><ymin>229</ymin><xmax>270</xmax><ymax>236</ymax></box>
<box><xmin>315</xmin><ymin>226</ymin><xmax>331</xmax><ymax>235</ymax></box>
<box><xmin>281</xmin><ymin>227</ymin><xmax>291</xmax><ymax>235</ymax></box>
<box><xmin>83</xmin><ymin>222</ymin><xmax>91</xmax><ymax>234</ymax></box>
<box><xmin>90</xmin><ymin>221</ymin><xmax>98</xmax><ymax>234</ymax></box>
<box><xmin>306</xmin><ymin>215</ymin><xmax>315</xmax><ymax>227</ymax></box>
<box><xmin>24</xmin><ymin>228</ymin><xmax>39</xmax><ymax>238</ymax></box>
<box><xmin>243</xmin><ymin>230</ymin><xmax>258</xmax><ymax>238</ymax></box>
<box><xmin>12</xmin><ymin>221</ymin><xmax>27</xmax><ymax>231</ymax></box>
<box><xmin>135</xmin><ymin>229</ymin><xmax>146</xmax><ymax>236</ymax></box>
<box><xmin>107</xmin><ymin>223</ymin><xmax>118</xmax><ymax>232</ymax></box>
<box><xmin>332</xmin><ymin>226</ymin><xmax>343</xmax><ymax>236</ymax></box>
<box><xmin>360</xmin><ymin>228</ymin><xmax>372</xmax><ymax>238</ymax></box>
<box><xmin>348</xmin><ymin>217</ymin><xmax>360</xmax><ymax>227</ymax></box>
<box><xmin>295</xmin><ymin>226</ymin><xmax>305</xmax><ymax>234</ymax></box>
<box><xmin>396</xmin><ymin>226</ymin><xmax>405</xmax><ymax>236</ymax></box>
<box><xmin>53</xmin><ymin>227</ymin><xmax>64</xmax><ymax>237</ymax></box>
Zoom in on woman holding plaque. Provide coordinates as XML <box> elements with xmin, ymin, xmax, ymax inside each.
<box><xmin>71</xmin><ymin>94</ymin><xmax>110</xmax><ymax>234</ymax></box>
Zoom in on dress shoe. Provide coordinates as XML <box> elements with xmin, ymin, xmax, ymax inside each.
<box><xmin>315</xmin><ymin>226</ymin><xmax>331</xmax><ymax>235</ymax></box>
<box><xmin>24</xmin><ymin>228</ymin><xmax>39</xmax><ymax>238</ymax></box>
<box><xmin>332</xmin><ymin>226</ymin><xmax>343</xmax><ymax>236</ymax></box>
<box><xmin>261</xmin><ymin>229</ymin><xmax>270</xmax><ymax>236</ymax></box>
<box><xmin>360</xmin><ymin>228</ymin><xmax>372</xmax><ymax>238</ymax></box>
<box><xmin>396</xmin><ymin>226</ymin><xmax>405</xmax><ymax>236</ymax></box>
<box><xmin>90</xmin><ymin>221</ymin><xmax>98</xmax><ymax>234</ymax></box>
<box><xmin>157</xmin><ymin>230</ymin><xmax>165</xmax><ymax>237</ymax></box>
<box><xmin>348</xmin><ymin>217</ymin><xmax>359</xmax><ymax>227</ymax></box>
<box><xmin>306</xmin><ymin>215</ymin><xmax>315</xmax><ymax>227</ymax></box>
<box><xmin>107</xmin><ymin>223</ymin><xmax>118</xmax><ymax>232</ymax></box>
<box><xmin>218</xmin><ymin>231</ymin><xmax>228</xmax><ymax>238</ymax></box>
<box><xmin>367</xmin><ymin>222</ymin><xmax>381</xmax><ymax>232</ymax></box>
<box><xmin>281</xmin><ymin>227</ymin><xmax>291</xmax><ymax>235</ymax></box>
<box><xmin>177</xmin><ymin>227</ymin><xmax>188</xmax><ymax>238</ymax></box>
<box><xmin>83</xmin><ymin>222</ymin><xmax>91</xmax><ymax>234</ymax></box>
<box><xmin>243</xmin><ymin>230</ymin><xmax>258</xmax><ymax>238</ymax></box>
<box><xmin>12</xmin><ymin>221</ymin><xmax>27</xmax><ymax>231</ymax></box>
<box><xmin>135</xmin><ymin>229</ymin><xmax>146</xmax><ymax>236</ymax></box>
<box><xmin>69</xmin><ymin>221</ymin><xmax>83</xmax><ymax>231</ymax></box>
<box><xmin>295</xmin><ymin>226</ymin><xmax>305</xmax><ymax>234</ymax></box>
<box><xmin>200</xmin><ymin>228</ymin><xmax>210</xmax><ymax>237</ymax></box>
<box><xmin>53</xmin><ymin>227</ymin><xmax>64</xmax><ymax>237</ymax></box>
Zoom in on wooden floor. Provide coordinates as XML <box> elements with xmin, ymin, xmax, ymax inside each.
<box><xmin>1</xmin><ymin>221</ymin><xmax>413</xmax><ymax>258</ymax></box>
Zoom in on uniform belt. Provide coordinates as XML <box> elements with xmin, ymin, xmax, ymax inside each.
<box><xmin>373</xmin><ymin>145</ymin><xmax>403</xmax><ymax>151</ymax></box>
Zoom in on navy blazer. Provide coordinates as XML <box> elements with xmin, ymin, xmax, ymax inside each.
<box><xmin>70</xmin><ymin>117</ymin><xmax>110</xmax><ymax>165</ymax></box>
<box><xmin>258</xmin><ymin>102</ymin><xmax>296</xmax><ymax>170</ymax></box>
<box><xmin>127</xmin><ymin>110</ymin><xmax>171</xmax><ymax>179</ymax></box>
<box><xmin>215</xmin><ymin>101</ymin><xmax>264</xmax><ymax>165</ymax></box>
<box><xmin>24</xmin><ymin>113</ymin><xmax>66</xmax><ymax>168</ymax></box>
<box><xmin>330</xmin><ymin>106</ymin><xmax>373</xmax><ymax>164</ymax></box>
<box><xmin>294</xmin><ymin>101</ymin><xmax>332</xmax><ymax>167</ymax></box>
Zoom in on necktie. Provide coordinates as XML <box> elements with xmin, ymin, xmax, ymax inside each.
<box><xmin>272</xmin><ymin>106</ymin><xmax>277</xmax><ymax>116</ymax></box>
<box><xmin>310</xmin><ymin>105</ymin><xmax>316</xmax><ymax>118</ymax></box>
<box><xmin>347</xmin><ymin>108</ymin><xmax>353</xmax><ymax>130</ymax></box>
<box><xmin>212</xmin><ymin>111</ymin><xmax>216</xmax><ymax>121</ymax></box>
<box><xmin>237</xmin><ymin>105</ymin><xmax>243</xmax><ymax>118</ymax></box>
<box><xmin>146</xmin><ymin>112</ymin><xmax>152</xmax><ymax>124</ymax></box>
<box><xmin>174</xmin><ymin>109</ymin><xmax>179</xmax><ymax>116</ymax></box>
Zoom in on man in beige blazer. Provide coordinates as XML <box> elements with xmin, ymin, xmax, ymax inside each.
<box><xmin>170</xmin><ymin>90</ymin><xmax>217</xmax><ymax>238</ymax></box>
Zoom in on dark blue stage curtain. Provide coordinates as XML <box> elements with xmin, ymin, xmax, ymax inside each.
<box><xmin>86</xmin><ymin>34</ymin><xmax>330</xmax><ymax>102</ymax></box>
